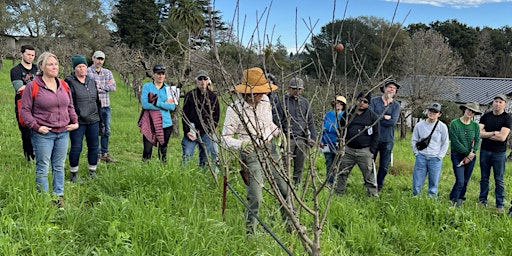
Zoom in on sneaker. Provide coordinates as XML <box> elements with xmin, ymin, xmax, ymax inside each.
<box><xmin>52</xmin><ymin>196</ymin><xmax>65</xmax><ymax>208</ymax></box>
<box><xmin>99</xmin><ymin>153</ymin><xmax>117</xmax><ymax>163</ymax></box>
<box><xmin>497</xmin><ymin>207</ymin><xmax>504</xmax><ymax>213</ymax></box>
<box><xmin>89</xmin><ymin>170</ymin><xmax>96</xmax><ymax>179</ymax></box>
<box><xmin>478</xmin><ymin>201</ymin><xmax>487</xmax><ymax>208</ymax></box>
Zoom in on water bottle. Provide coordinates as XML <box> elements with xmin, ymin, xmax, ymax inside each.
<box><xmin>190</xmin><ymin>123</ymin><xmax>196</xmax><ymax>140</ymax></box>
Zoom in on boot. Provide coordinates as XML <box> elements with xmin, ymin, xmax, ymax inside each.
<box><xmin>159</xmin><ymin>147</ymin><xmax>167</xmax><ymax>163</ymax></box>
<box><xmin>70</xmin><ymin>172</ymin><xmax>78</xmax><ymax>183</ymax></box>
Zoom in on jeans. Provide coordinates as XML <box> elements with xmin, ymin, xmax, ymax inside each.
<box><xmin>449</xmin><ymin>152</ymin><xmax>476</xmax><ymax>202</ymax></box>
<box><xmin>479</xmin><ymin>149</ymin><xmax>506</xmax><ymax>208</ymax></box>
<box><xmin>324</xmin><ymin>152</ymin><xmax>336</xmax><ymax>184</ymax></box>
<box><xmin>31</xmin><ymin>130</ymin><xmax>69</xmax><ymax>196</ymax></box>
<box><xmin>375</xmin><ymin>141</ymin><xmax>394</xmax><ymax>189</ymax></box>
<box><xmin>100</xmin><ymin>107</ymin><xmax>111</xmax><ymax>154</ymax></box>
<box><xmin>69</xmin><ymin>122</ymin><xmax>100</xmax><ymax>168</ymax></box>
<box><xmin>181</xmin><ymin>133</ymin><xmax>218</xmax><ymax>166</ymax></box>
<box><xmin>412</xmin><ymin>153</ymin><xmax>442</xmax><ymax>197</ymax></box>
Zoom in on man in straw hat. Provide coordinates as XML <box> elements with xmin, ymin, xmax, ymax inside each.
<box><xmin>478</xmin><ymin>94</ymin><xmax>511</xmax><ymax>213</ymax></box>
<box><xmin>221</xmin><ymin>67</ymin><xmax>291</xmax><ymax>235</ymax></box>
<box><xmin>448</xmin><ymin>102</ymin><xmax>481</xmax><ymax>207</ymax></box>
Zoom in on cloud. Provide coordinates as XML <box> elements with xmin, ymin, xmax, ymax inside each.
<box><xmin>387</xmin><ymin>0</ymin><xmax>512</xmax><ymax>8</ymax></box>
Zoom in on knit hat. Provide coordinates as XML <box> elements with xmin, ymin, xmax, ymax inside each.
<box><xmin>71</xmin><ymin>54</ymin><xmax>87</xmax><ymax>69</ymax></box>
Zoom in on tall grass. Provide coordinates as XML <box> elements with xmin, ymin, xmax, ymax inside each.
<box><xmin>1</xmin><ymin>61</ymin><xmax>512</xmax><ymax>255</ymax></box>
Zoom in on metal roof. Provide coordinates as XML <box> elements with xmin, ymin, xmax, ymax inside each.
<box><xmin>397</xmin><ymin>76</ymin><xmax>512</xmax><ymax>105</ymax></box>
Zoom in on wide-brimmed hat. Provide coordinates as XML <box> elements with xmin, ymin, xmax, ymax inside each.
<box><xmin>459</xmin><ymin>102</ymin><xmax>482</xmax><ymax>115</ymax></box>
<box><xmin>380</xmin><ymin>79</ymin><xmax>400</xmax><ymax>93</ymax></box>
<box><xmin>234</xmin><ymin>67</ymin><xmax>277</xmax><ymax>94</ymax></box>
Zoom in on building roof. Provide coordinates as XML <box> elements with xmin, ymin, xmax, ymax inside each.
<box><xmin>398</xmin><ymin>76</ymin><xmax>512</xmax><ymax>105</ymax></box>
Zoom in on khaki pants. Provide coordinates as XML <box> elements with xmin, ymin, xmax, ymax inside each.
<box><xmin>241</xmin><ymin>143</ymin><xmax>290</xmax><ymax>233</ymax></box>
<box><xmin>334</xmin><ymin>146</ymin><xmax>378</xmax><ymax>196</ymax></box>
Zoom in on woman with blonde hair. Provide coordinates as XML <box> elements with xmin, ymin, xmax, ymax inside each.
<box><xmin>20</xmin><ymin>52</ymin><xmax>78</xmax><ymax>207</ymax></box>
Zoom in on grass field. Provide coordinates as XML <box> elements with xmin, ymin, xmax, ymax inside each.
<box><xmin>1</xmin><ymin>60</ymin><xmax>512</xmax><ymax>255</ymax></box>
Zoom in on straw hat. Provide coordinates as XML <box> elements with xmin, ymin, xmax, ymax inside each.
<box><xmin>235</xmin><ymin>67</ymin><xmax>277</xmax><ymax>94</ymax></box>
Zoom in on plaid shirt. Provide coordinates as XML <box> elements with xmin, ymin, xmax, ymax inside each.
<box><xmin>87</xmin><ymin>66</ymin><xmax>116</xmax><ymax>107</ymax></box>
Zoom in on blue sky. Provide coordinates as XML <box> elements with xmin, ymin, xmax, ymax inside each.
<box><xmin>213</xmin><ymin>0</ymin><xmax>512</xmax><ymax>53</ymax></box>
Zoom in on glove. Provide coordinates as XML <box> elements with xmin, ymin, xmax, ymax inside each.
<box><xmin>241</xmin><ymin>141</ymin><xmax>255</xmax><ymax>154</ymax></box>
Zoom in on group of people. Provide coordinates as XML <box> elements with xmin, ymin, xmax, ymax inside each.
<box><xmin>10</xmin><ymin>45</ymin><xmax>512</xmax><ymax>235</ymax></box>
<box><xmin>11</xmin><ymin>45</ymin><xmax>116</xmax><ymax>206</ymax></box>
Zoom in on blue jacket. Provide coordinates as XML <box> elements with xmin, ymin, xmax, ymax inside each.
<box><xmin>141</xmin><ymin>82</ymin><xmax>176</xmax><ymax>128</ymax></box>
<box><xmin>369</xmin><ymin>96</ymin><xmax>400</xmax><ymax>142</ymax></box>
<box><xmin>321</xmin><ymin>110</ymin><xmax>346</xmax><ymax>151</ymax></box>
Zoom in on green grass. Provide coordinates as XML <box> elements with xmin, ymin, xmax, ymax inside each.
<box><xmin>2</xmin><ymin>61</ymin><xmax>512</xmax><ymax>255</ymax></box>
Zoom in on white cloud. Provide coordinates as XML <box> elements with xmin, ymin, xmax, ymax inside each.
<box><xmin>386</xmin><ymin>0</ymin><xmax>512</xmax><ymax>8</ymax></box>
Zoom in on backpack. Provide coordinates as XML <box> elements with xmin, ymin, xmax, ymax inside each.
<box><xmin>17</xmin><ymin>79</ymin><xmax>70</xmax><ymax>128</ymax></box>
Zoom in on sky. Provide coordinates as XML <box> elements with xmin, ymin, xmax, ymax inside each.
<box><xmin>213</xmin><ymin>0</ymin><xmax>512</xmax><ymax>53</ymax></box>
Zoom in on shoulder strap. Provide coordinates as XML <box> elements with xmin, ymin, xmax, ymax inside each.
<box><xmin>58</xmin><ymin>79</ymin><xmax>70</xmax><ymax>93</ymax></box>
<box><xmin>32</xmin><ymin>81</ymin><xmax>39</xmax><ymax>98</ymax></box>
<box><xmin>427</xmin><ymin>120</ymin><xmax>439</xmax><ymax>138</ymax></box>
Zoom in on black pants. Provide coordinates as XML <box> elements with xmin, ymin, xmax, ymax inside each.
<box><xmin>142</xmin><ymin>126</ymin><xmax>172</xmax><ymax>161</ymax></box>
<box><xmin>15</xmin><ymin>94</ymin><xmax>34</xmax><ymax>161</ymax></box>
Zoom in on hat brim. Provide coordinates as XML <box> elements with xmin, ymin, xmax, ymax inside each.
<box><xmin>459</xmin><ymin>105</ymin><xmax>482</xmax><ymax>115</ymax></box>
<box><xmin>235</xmin><ymin>83</ymin><xmax>277</xmax><ymax>94</ymax></box>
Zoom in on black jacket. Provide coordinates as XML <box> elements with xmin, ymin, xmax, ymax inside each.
<box><xmin>345</xmin><ymin>107</ymin><xmax>380</xmax><ymax>153</ymax></box>
<box><xmin>65</xmin><ymin>73</ymin><xmax>101</xmax><ymax>124</ymax></box>
<box><xmin>182</xmin><ymin>87</ymin><xmax>220</xmax><ymax>135</ymax></box>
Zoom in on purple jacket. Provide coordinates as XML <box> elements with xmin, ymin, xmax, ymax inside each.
<box><xmin>20</xmin><ymin>75</ymin><xmax>78</xmax><ymax>133</ymax></box>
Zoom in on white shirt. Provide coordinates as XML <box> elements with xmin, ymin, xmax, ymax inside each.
<box><xmin>222</xmin><ymin>94</ymin><xmax>279</xmax><ymax>150</ymax></box>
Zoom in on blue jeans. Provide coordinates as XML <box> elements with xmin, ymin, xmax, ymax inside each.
<box><xmin>181</xmin><ymin>133</ymin><xmax>217</xmax><ymax>166</ymax></box>
<box><xmin>375</xmin><ymin>141</ymin><xmax>394</xmax><ymax>189</ymax></box>
<box><xmin>479</xmin><ymin>149</ymin><xmax>506</xmax><ymax>208</ymax></box>
<box><xmin>325</xmin><ymin>152</ymin><xmax>336</xmax><ymax>184</ymax></box>
<box><xmin>449</xmin><ymin>152</ymin><xmax>476</xmax><ymax>202</ymax></box>
<box><xmin>412</xmin><ymin>154</ymin><xmax>442</xmax><ymax>197</ymax></box>
<box><xmin>31</xmin><ymin>130</ymin><xmax>69</xmax><ymax>196</ymax></box>
<box><xmin>100</xmin><ymin>107</ymin><xmax>111</xmax><ymax>154</ymax></box>
<box><xmin>69</xmin><ymin>122</ymin><xmax>100</xmax><ymax>168</ymax></box>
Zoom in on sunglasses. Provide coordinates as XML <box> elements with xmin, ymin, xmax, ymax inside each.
<box><xmin>197</xmin><ymin>76</ymin><xmax>209</xmax><ymax>81</ymax></box>
<box><xmin>358</xmin><ymin>98</ymin><xmax>369</xmax><ymax>104</ymax></box>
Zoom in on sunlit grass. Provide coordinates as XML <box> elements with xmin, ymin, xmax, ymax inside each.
<box><xmin>1</xmin><ymin>61</ymin><xmax>512</xmax><ymax>255</ymax></box>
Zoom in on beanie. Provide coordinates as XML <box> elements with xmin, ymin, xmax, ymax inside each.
<box><xmin>72</xmin><ymin>54</ymin><xmax>87</xmax><ymax>69</ymax></box>
<box><xmin>357</xmin><ymin>91</ymin><xmax>372</xmax><ymax>103</ymax></box>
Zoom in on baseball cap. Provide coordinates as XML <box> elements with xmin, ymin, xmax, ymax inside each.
<box><xmin>93</xmin><ymin>51</ymin><xmax>105</xmax><ymax>59</ymax></box>
<box><xmin>428</xmin><ymin>102</ymin><xmax>442</xmax><ymax>113</ymax></box>
<box><xmin>153</xmin><ymin>64</ymin><xmax>166</xmax><ymax>73</ymax></box>
<box><xmin>494</xmin><ymin>94</ymin><xmax>508</xmax><ymax>102</ymax></box>
<box><xmin>289</xmin><ymin>77</ymin><xmax>304</xmax><ymax>89</ymax></box>
<box><xmin>195</xmin><ymin>70</ymin><xmax>209</xmax><ymax>79</ymax></box>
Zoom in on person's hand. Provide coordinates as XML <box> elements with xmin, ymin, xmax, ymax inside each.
<box><xmin>308</xmin><ymin>139</ymin><xmax>316</xmax><ymax>147</ymax></box>
<box><xmin>165</xmin><ymin>97</ymin><xmax>175</xmax><ymax>104</ymax></box>
<box><xmin>66</xmin><ymin>123</ymin><xmax>79</xmax><ymax>131</ymax></box>
<box><xmin>187</xmin><ymin>132</ymin><xmax>196</xmax><ymax>141</ymax></box>
<box><xmin>241</xmin><ymin>141</ymin><xmax>255</xmax><ymax>154</ymax></box>
<box><xmin>38</xmin><ymin>126</ymin><xmax>52</xmax><ymax>134</ymax></box>
<box><xmin>384</xmin><ymin>115</ymin><xmax>391</xmax><ymax>120</ymax></box>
